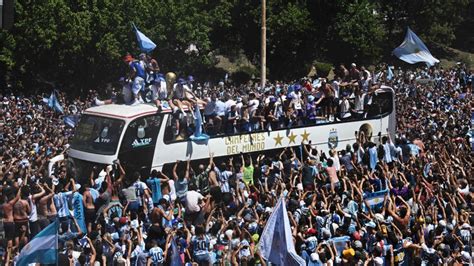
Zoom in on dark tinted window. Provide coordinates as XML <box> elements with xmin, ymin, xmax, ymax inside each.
<box><xmin>71</xmin><ymin>115</ymin><xmax>125</xmax><ymax>155</ymax></box>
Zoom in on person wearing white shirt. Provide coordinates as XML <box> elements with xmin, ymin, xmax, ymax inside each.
<box><xmin>248</xmin><ymin>93</ymin><xmax>259</xmax><ymax>114</ymax></box>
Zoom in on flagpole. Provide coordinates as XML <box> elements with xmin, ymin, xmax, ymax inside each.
<box><xmin>260</xmin><ymin>0</ymin><xmax>266</xmax><ymax>90</ymax></box>
<box><xmin>56</xmin><ymin>218</ymin><xmax>59</xmax><ymax>266</ymax></box>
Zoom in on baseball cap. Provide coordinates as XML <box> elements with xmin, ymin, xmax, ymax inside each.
<box><xmin>306</xmin><ymin>228</ymin><xmax>317</xmax><ymax>235</ymax></box>
<box><xmin>354</xmin><ymin>240</ymin><xmax>363</xmax><ymax>249</ymax></box>
<box><xmin>119</xmin><ymin>217</ymin><xmax>128</xmax><ymax>224</ymax></box>
<box><xmin>342</xmin><ymin>248</ymin><xmax>355</xmax><ymax>258</ymax></box>
<box><xmin>365</xmin><ymin>221</ymin><xmax>376</xmax><ymax>228</ymax></box>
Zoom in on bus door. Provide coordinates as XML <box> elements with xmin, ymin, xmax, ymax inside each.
<box><xmin>118</xmin><ymin>114</ymin><xmax>162</xmax><ymax>177</ymax></box>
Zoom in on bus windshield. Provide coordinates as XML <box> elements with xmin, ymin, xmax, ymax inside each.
<box><xmin>71</xmin><ymin>115</ymin><xmax>125</xmax><ymax>155</ymax></box>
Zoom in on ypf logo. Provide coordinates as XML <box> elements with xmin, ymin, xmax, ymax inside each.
<box><xmin>328</xmin><ymin>128</ymin><xmax>338</xmax><ymax>149</ymax></box>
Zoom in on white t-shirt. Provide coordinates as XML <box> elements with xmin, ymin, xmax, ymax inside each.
<box><xmin>332</xmin><ymin>80</ymin><xmax>340</xmax><ymax>98</ymax></box>
<box><xmin>185</xmin><ymin>190</ymin><xmax>204</xmax><ymax>213</ymax></box>
<box><xmin>383</xmin><ymin>142</ymin><xmax>395</xmax><ymax>163</ymax></box>
<box><xmin>168</xmin><ymin>180</ymin><xmax>177</xmax><ymax>201</ymax></box>
<box><xmin>248</xmin><ymin>99</ymin><xmax>259</xmax><ymax>113</ymax></box>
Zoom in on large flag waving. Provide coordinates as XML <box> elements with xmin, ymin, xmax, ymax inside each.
<box><xmin>17</xmin><ymin>220</ymin><xmax>58</xmax><ymax>265</ymax></box>
<box><xmin>170</xmin><ymin>237</ymin><xmax>183</xmax><ymax>266</ymax></box>
<box><xmin>393</xmin><ymin>27</ymin><xmax>439</xmax><ymax>66</ymax></box>
<box><xmin>260</xmin><ymin>197</ymin><xmax>305</xmax><ymax>266</ymax></box>
<box><xmin>133</xmin><ymin>23</ymin><xmax>156</xmax><ymax>53</ymax></box>
<box><xmin>364</xmin><ymin>188</ymin><xmax>388</xmax><ymax>210</ymax></box>
<box><xmin>46</xmin><ymin>91</ymin><xmax>64</xmax><ymax>113</ymax></box>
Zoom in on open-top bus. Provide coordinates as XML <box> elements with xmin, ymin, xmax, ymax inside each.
<box><xmin>68</xmin><ymin>86</ymin><xmax>395</xmax><ymax>179</ymax></box>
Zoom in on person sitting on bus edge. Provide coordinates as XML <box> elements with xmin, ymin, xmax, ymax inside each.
<box><xmin>203</xmin><ymin>94</ymin><xmax>224</xmax><ymax>135</ymax></box>
<box><xmin>150</xmin><ymin>73</ymin><xmax>168</xmax><ymax>111</ymax></box>
<box><xmin>145</xmin><ymin>54</ymin><xmax>160</xmax><ymax>83</ymax></box>
<box><xmin>183</xmin><ymin>80</ymin><xmax>207</xmax><ymax>109</ymax></box>
<box><xmin>169</xmin><ymin>78</ymin><xmax>194</xmax><ymax>116</ymax></box>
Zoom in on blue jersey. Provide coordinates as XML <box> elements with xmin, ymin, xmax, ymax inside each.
<box><xmin>107</xmin><ymin>201</ymin><xmax>123</xmax><ymax>220</ymax></box>
<box><xmin>147</xmin><ymin>178</ymin><xmax>162</xmax><ymax>204</ymax></box>
<box><xmin>192</xmin><ymin>235</ymin><xmax>210</xmax><ymax>256</ymax></box>
<box><xmin>148</xmin><ymin>246</ymin><xmax>164</xmax><ymax>265</ymax></box>
<box><xmin>131</xmin><ymin>61</ymin><xmax>146</xmax><ymax>79</ymax></box>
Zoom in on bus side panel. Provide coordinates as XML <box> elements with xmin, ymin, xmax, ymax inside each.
<box><xmin>150</xmin><ymin>115</ymin><xmax>393</xmax><ymax>172</ymax></box>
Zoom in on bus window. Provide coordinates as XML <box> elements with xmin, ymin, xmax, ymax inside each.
<box><xmin>118</xmin><ymin>114</ymin><xmax>162</xmax><ymax>176</ymax></box>
<box><xmin>164</xmin><ymin>112</ymin><xmax>195</xmax><ymax>143</ymax></box>
<box><xmin>366</xmin><ymin>91</ymin><xmax>393</xmax><ymax>118</ymax></box>
<box><xmin>119</xmin><ymin>114</ymin><xmax>162</xmax><ymax>152</ymax></box>
<box><xmin>71</xmin><ymin>115</ymin><xmax>125</xmax><ymax>155</ymax></box>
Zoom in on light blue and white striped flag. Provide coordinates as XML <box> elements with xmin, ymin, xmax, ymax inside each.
<box><xmin>190</xmin><ymin>105</ymin><xmax>209</xmax><ymax>142</ymax></box>
<box><xmin>329</xmin><ymin>236</ymin><xmax>351</xmax><ymax>256</ymax></box>
<box><xmin>16</xmin><ymin>220</ymin><xmax>58</xmax><ymax>265</ymax></box>
<box><xmin>260</xmin><ymin>197</ymin><xmax>305</xmax><ymax>266</ymax></box>
<box><xmin>387</xmin><ymin>65</ymin><xmax>394</xmax><ymax>81</ymax></box>
<box><xmin>133</xmin><ymin>23</ymin><xmax>156</xmax><ymax>53</ymax></box>
<box><xmin>364</xmin><ymin>189</ymin><xmax>388</xmax><ymax>210</ymax></box>
<box><xmin>47</xmin><ymin>91</ymin><xmax>64</xmax><ymax>113</ymax></box>
<box><xmin>393</xmin><ymin>27</ymin><xmax>439</xmax><ymax>66</ymax></box>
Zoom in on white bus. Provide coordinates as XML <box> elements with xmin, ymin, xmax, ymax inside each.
<box><xmin>68</xmin><ymin>86</ymin><xmax>395</xmax><ymax>179</ymax></box>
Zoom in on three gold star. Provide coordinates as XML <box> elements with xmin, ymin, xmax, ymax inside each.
<box><xmin>274</xmin><ymin>133</ymin><xmax>283</xmax><ymax>146</ymax></box>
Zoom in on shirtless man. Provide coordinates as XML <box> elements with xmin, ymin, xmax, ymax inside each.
<box><xmin>13</xmin><ymin>187</ymin><xmax>31</xmax><ymax>246</ymax></box>
<box><xmin>82</xmin><ymin>183</ymin><xmax>95</xmax><ymax>233</ymax></box>
<box><xmin>2</xmin><ymin>187</ymin><xmax>21</xmax><ymax>246</ymax></box>
<box><xmin>46</xmin><ymin>184</ymin><xmax>58</xmax><ymax>223</ymax></box>
<box><xmin>37</xmin><ymin>183</ymin><xmax>55</xmax><ymax>229</ymax></box>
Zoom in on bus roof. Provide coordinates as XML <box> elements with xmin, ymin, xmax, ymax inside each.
<box><xmin>84</xmin><ymin>104</ymin><xmax>159</xmax><ymax>119</ymax></box>
<box><xmin>83</xmin><ymin>103</ymin><xmax>197</xmax><ymax>119</ymax></box>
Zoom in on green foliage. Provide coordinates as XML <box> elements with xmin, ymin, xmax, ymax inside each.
<box><xmin>233</xmin><ymin>65</ymin><xmax>258</xmax><ymax>84</ymax></box>
<box><xmin>0</xmin><ymin>0</ymin><xmax>470</xmax><ymax>91</ymax></box>
<box><xmin>328</xmin><ymin>0</ymin><xmax>386</xmax><ymax>64</ymax></box>
<box><xmin>313</xmin><ymin>62</ymin><xmax>332</xmax><ymax>78</ymax></box>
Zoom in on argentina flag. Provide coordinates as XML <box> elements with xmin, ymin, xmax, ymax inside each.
<box><xmin>16</xmin><ymin>220</ymin><xmax>58</xmax><ymax>265</ymax></box>
<box><xmin>387</xmin><ymin>65</ymin><xmax>394</xmax><ymax>81</ymax></box>
<box><xmin>364</xmin><ymin>189</ymin><xmax>388</xmax><ymax>210</ymax></box>
<box><xmin>260</xmin><ymin>197</ymin><xmax>305</xmax><ymax>266</ymax></box>
<box><xmin>330</xmin><ymin>236</ymin><xmax>351</xmax><ymax>256</ymax></box>
<box><xmin>46</xmin><ymin>91</ymin><xmax>64</xmax><ymax>113</ymax></box>
<box><xmin>133</xmin><ymin>23</ymin><xmax>156</xmax><ymax>53</ymax></box>
<box><xmin>189</xmin><ymin>105</ymin><xmax>210</xmax><ymax>142</ymax></box>
<box><xmin>393</xmin><ymin>27</ymin><xmax>439</xmax><ymax>66</ymax></box>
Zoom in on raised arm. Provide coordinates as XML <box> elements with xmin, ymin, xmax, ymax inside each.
<box><xmin>185</xmin><ymin>159</ymin><xmax>190</xmax><ymax>180</ymax></box>
<box><xmin>8</xmin><ymin>186</ymin><xmax>22</xmax><ymax>206</ymax></box>
<box><xmin>31</xmin><ymin>184</ymin><xmax>46</xmax><ymax>200</ymax></box>
<box><xmin>173</xmin><ymin>161</ymin><xmax>180</xmax><ymax>180</ymax></box>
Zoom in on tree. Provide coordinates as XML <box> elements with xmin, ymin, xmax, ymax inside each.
<box><xmin>327</xmin><ymin>0</ymin><xmax>386</xmax><ymax>65</ymax></box>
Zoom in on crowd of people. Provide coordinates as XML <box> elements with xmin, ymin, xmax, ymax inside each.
<box><xmin>0</xmin><ymin>60</ymin><xmax>473</xmax><ymax>266</ymax></box>
<box><xmin>123</xmin><ymin>56</ymin><xmax>392</xmax><ymax>140</ymax></box>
